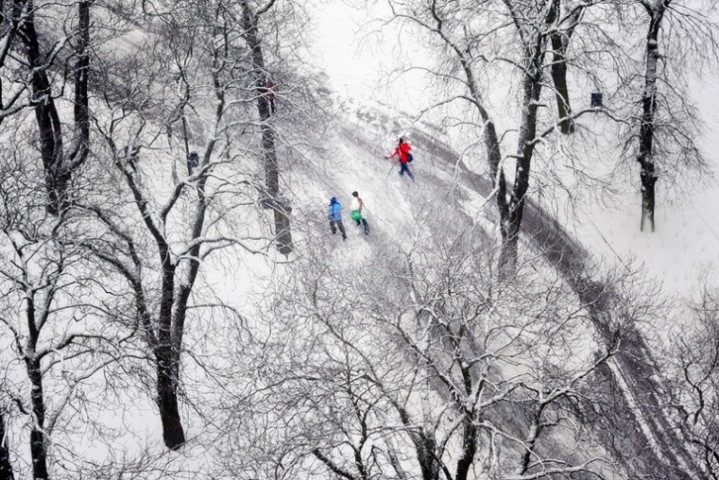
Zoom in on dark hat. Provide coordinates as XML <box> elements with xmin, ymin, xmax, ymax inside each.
<box><xmin>399</xmin><ymin>137</ymin><xmax>404</xmax><ymax>143</ymax></box>
<box><xmin>330</xmin><ymin>197</ymin><xmax>337</xmax><ymax>204</ymax></box>
<box><xmin>352</xmin><ymin>191</ymin><xmax>358</xmax><ymax>197</ymax></box>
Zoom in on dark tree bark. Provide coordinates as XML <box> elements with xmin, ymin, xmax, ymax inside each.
<box><xmin>548</xmin><ymin>1</ymin><xmax>583</xmax><ymax>134</ymax></box>
<box><xmin>637</xmin><ymin>0</ymin><xmax>669</xmax><ymax>232</ymax></box>
<box><xmin>19</xmin><ymin>0</ymin><xmax>91</xmax><ymax>215</ymax></box>
<box><xmin>22</xmin><ymin>289</ymin><xmax>50</xmax><ymax>480</ymax></box>
<box><xmin>117</xmin><ymin>146</ymin><xmax>186</xmax><ymax>450</ymax></box>
<box><xmin>0</xmin><ymin>0</ymin><xmax>26</xmax><ymax>115</ymax></box>
<box><xmin>423</xmin><ymin>0</ymin><xmax>557</xmax><ymax>279</ymax></box>
<box><xmin>155</xmin><ymin>256</ymin><xmax>185</xmax><ymax>450</ymax></box>
<box><xmin>496</xmin><ymin>0</ymin><xmax>551</xmax><ymax>278</ymax></box>
<box><xmin>239</xmin><ymin>0</ymin><xmax>293</xmax><ymax>255</ymax></box>
<box><xmin>0</xmin><ymin>412</ymin><xmax>14</xmax><ymax>480</ymax></box>
<box><xmin>455</xmin><ymin>405</ymin><xmax>478</xmax><ymax>480</ymax></box>
<box><xmin>550</xmin><ymin>32</ymin><xmax>573</xmax><ymax>134</ymax></box>
<box><xmin>25</xmin><ymin>359</ymin><xmax>49</xmax><ymax>480</ymax></box>
<box><xmin>155</xmin><ymin>341</ymin><xmax>185</xmax><ymax>450</ymax></box>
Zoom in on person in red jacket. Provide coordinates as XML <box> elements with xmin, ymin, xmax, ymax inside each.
<box><xmin>386</xmin><ymin>137</ymin><xmax>414</xmax><ymax>180</ymax></box>
<box><xmin>263</xmin><ymin>80</ymin><xmax>279</xmax><ymax>115</ymax></box>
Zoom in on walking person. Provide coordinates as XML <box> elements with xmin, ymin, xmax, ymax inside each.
<box><xmin>350</xmin><ymin>191</ymin><xmax>370</xmax><ymax>235</ymax></box>
<box><xmin>327</xmin><ymin>197</ymin><xmax>347</xmax><ymax>240</ymax></box>
<box><xmin>264</xmin><ymin>80</ymin><xmax>279</xmax><ymax>115</ymax></box>
<box><xmin>386</xmin><ymin>137</ymin><xmax>415</xmax><ymax>180</ymax></box>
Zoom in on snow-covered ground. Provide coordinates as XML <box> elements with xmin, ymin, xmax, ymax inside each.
<box><xmin>310</xmin><ymin>2</ymin><xmax>719</xmax><ymax>303</ymax></box>
<box><xmin>2</xmin><ymin>2</ymin><xmax>717</xmax><ymax>478</ymax></box>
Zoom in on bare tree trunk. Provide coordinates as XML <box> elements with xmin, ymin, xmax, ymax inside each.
<box><xmin>21</xmin><ymin>288</ymin><xmax>50</xmax><ymax>480</ymax></box>
<box><xmin>155</xmin><ymin>345</ymin><xmax>185</xmax><ymax>450</ymax></box>
<box><xmin>637</xmin><ymin>1</ymin><xmax>667</xmax><ymax>232</ymax></box>
<box><xmin>20</xmin><ymin>0</ymin><xmax>64</xmax><ymax>213</ymax></box>
<box><xmin>498</xmin><ymin>31</ymin><xmax>544</xmax><ymax>279</ymax></box>
<box><xmin>240</xmin><ymin>0</ymin><xmax>293</xmax><ymax>255</ymax></box>
<box><xmin>156</xmin><ymin>251</ymin><xmax>185</xmax><ymax>450</ymax></box>
<box><xmin>550</xmin><ymin>30</ymin><xmax>573</xmax><ymax>134</ymax></box>
<box><xmin>55</xmin><ymin>0</ymin><xmax>91</xmax><ymax>200</ymax></box>
<box><xmin>548</xmin><ymin>1</ymin><xmax>583</xmax><ymax>134</ymax></box>
<box><xmin>26</xmin><ymin>361</ymin><xmax>49</xmax><ymax>480</ymax></box>
<box><xmin>455</xmin><ymin>415</ymin><xmax>478</xmax><ymax>480</ymax></box>
<box><xmin>19</xmin><ymin>0</ymin><xmax>91</xmax><ymax>215</ymax></box>
<box><xmin>0</xmin><ymin>411</ymin><xmax>14</xmax><ymax>480</ymax></box>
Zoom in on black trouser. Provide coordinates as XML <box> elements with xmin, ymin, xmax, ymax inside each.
<box><xmin>330</xmin><ymin>220</ymin><xmax>346</xmax><ymax>239</ymax></box>
<box><xmin>355</xmin><ymin>217</ymin><xmax>369</xmax><ymax>234</ymax></box>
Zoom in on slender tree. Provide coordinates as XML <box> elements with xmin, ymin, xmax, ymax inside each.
<box><xmin>636</xmin><ymin>0</ymin><xmax>669</xmax><ymax>232</ymax></box>
<box><xmin>589</xmin><ymin>0</ymin><xmax>716</xmax><ymax>232</ymax></box>
<box><xmin>239</xmin><ymin>0</ymin><xmax>293</xmax><ymax>255</ymax></box>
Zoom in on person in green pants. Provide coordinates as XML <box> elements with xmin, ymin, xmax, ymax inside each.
<box><xmin>350</xmin><ymin>191</ymin><xmax>370</xmax><ymax>235</ymax></box>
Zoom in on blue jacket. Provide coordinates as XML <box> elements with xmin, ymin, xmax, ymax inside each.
<box><xmin>328</xmin><ymin>199</ymin><xmax>342</xmax><ymax>222</ymax></box>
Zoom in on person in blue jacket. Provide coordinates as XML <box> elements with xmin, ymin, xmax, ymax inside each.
<box><xmin>328</xmin><ymin>197</ymin><xmax>347</xmax><ymax>240</ymax></box>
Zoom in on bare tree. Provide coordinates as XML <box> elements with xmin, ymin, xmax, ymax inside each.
<box><xmin>572</xmin><ymin>0</ymin><xmax>716</xmax><ymax>231</ymax></box>
<box><xmin>0</xmin><ymin>158</ymin><xmax>124</xmax><ymax>479</ymax></box>
<box><xmin>239</xmin><ymin>0</ymin><xmax>293</xmax><ymax>255</ymax></box>
<box><xmin>76</xmin><ymin>0</ymin><xmax>274</xmax><ymax>450</ymax></box>
<box><xmin>12</xmin><ymin>0</ymin><xmax>92</xmax><ymax>214</ymax></box>
<box><xmin>629</xmin><ymin>0</ymin><xmax>716</xmax><ymax>232</ymax></box>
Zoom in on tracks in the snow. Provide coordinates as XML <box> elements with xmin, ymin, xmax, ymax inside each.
<box><xmin>409</xmin><ymin>128</ymin><xmax>705</xmax><ymax>480</ymax></box>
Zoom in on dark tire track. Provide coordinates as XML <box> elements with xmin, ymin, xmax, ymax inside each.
<box><xmin>410</xmin><ymin>129</ymin><xmax>705</xmax><ymax>480</ymax></box>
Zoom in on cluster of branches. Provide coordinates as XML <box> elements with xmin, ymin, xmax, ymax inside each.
<box><xmin>0</xmin><ymin>0</ymin><xmax>323</xmax><ymax>477</ymax></box>
<box><xmin>210</xmin><ymin>222</ymin><xmax>662</xmax><ymax>479</ymax></box>
<box><xmin>666</xmin><ymin>283</ymin><xmax>719</xmax><ymax>479</ymax></box>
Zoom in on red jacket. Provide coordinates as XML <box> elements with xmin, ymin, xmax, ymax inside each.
<box><xmin>388</xmin><ymin>142</ymin><xmax>411</xmax><ymax>164</ymax></box>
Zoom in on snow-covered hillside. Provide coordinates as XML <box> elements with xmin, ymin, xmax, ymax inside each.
<box><xmin>2</xmin><ymin>1</ymin><xmax>718</xmax><ymax>479</ymax></box>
